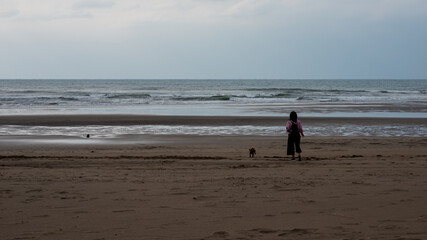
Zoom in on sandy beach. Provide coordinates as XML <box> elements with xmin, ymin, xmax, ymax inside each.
<box><xmin>1</xmin><ymin>115</ymin><xmax>427</xmax><ymax>240</ymax></box>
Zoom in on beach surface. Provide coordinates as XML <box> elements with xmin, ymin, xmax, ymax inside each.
<box><xmin>1</xmin><ymin>115</ymin><xmax>427</xmax><ymax>240</ymax></box>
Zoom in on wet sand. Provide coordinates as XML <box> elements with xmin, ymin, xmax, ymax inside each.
<box><xmin>1</xmin><ymin>115</ymin><xmax>427</xmax><ymax>239</ymax></box>
<box><xmin>0</xmin><ymin>114</ymin><xmax>426</xmax><ymax>126</ymax></box>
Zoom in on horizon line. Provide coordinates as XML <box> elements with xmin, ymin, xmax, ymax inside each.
<box><xmin>1</xmin><ymin>78</ymin><xmax>426</xmax><ymax>81</ymax></box>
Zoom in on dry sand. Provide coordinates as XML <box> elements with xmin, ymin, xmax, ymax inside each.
<box><xmin>1</xmin><ymin>116</ymin><xmax>427</xmax><ymax>240</ymax></box>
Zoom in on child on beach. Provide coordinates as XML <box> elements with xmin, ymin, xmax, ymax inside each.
<box><xmin>286</xmin><ymin>111</ymin><xmax>304</xmax><ymax>161</ymax></box>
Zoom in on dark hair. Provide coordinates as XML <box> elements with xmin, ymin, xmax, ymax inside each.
<box><xmin>290</xmin><ymin>111</ymin><xmax>298</xmax><ymax>122</ymax></box>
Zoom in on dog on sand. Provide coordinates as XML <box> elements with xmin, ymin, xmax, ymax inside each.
<box><xmin>249</xmin><ymin>147</ymin><xmax>256</xmax><ymax>158</ymax></box>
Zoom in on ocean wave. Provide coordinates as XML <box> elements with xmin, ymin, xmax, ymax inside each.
<box><xmin>9</xmin><ymin>90</ymin><xmax>48</xmax><ymax>94</ymax></box>
<box><xmin>106</xmin><ymin>93</ymin><xmax>151</xmax><ymax>99</ymax></box>
<box><xmin>59</xmin><ymin>97</ymin><xmax>79</xmax><ymax>101</ymax></box>
<box><xmin>0</xmin><ymin>96</ymin><xmax>51</xmax><ymax>101</ymax></box>
<box><xmin>132</xmin><ymin>87</ymin><xmax>161</xmax><ymax>91</ymax></box>
<box><xmin>319</xmin><ymin>98</ymin><xmax>341</xmax><ymax>102</ymax></box>
<box><xmin>252</xmin><ymin>93</ymin><xmax>293</xmax><ymax>98</ymax></box>
<box><xmin>171</xmin><ymin>95</ymin><xmax>232</xmax><ymax>101</ymax></box>
<box><xmin>296</xmin><ymin>96</ymin><xmax>314</xmax><ymax>101</ymax></box>
<box><xmin>244</xmin><ymin>88</ymin><xmax>293</xmax><ymax>91</ymax></box>
<box><xmin>1</xmin><ymin>80</ymin><xmax>426</xmax><ymax>110</ymax></box>
<box><xmin>243</xmin><ymin>88</ymin><xmax>368</xmax><ymax>93</ymax></box>
<box><xmin>372</xmin><ymin>89</ymin><xmax>427</xmax><ymax>95</ymax></box>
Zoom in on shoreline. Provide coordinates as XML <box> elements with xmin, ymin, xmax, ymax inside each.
<box><xmin>1</xmin><ymin>114</ymin><xmax>426</xmax><ymax>126</ymax></box>
<box><xmin>1</xmin><ymin>134</ymin><xmax>426</xmax><ymax>148</ymax></box>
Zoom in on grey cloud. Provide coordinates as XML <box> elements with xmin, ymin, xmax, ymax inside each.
<box><xmin>73</xmin><ymin>0</ymin><xmax>115</xmax><ymax>9</ymax></box>
<box><xmin>0</xmin><ymin>9</ymin><xmax>19</xmax><ymax>18</ymax></box>
<box><xmin>50</xmin><ymin>12</ymin><xmax>93</xmax><ymax>20</ymax></box>
<box><xmin>27</xmin><ymin>12</ymin><xmax>93</xmax><ymax>22</ymax></box>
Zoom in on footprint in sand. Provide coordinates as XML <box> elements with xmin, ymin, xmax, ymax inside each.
<box><xmin>248</xmin><ymin>228</ymin><xmax>279</xmax><ymax>234</ymax></box>
<box><xmin>24</xmin><ymin>188</ymin><xmax>43</xmax><ymax>195</ymax></box>
<box><xmin>112</xmin><ymin>209</ymin><xmax>136</xmax><ymax>213</ymax></box>
<box><xmin>104</xmin><ymin>191</ymin><xmax>117</xmax><ymax>194</ymax></box>
<box><xmin>242</xmin><ymin>228</ymin><xmax>317</xmax><ymax>237</ymax></box>
<box><xmin>277</xmin><ymin>228</ymin><xmax>318</xmax><ymax>236</ymax></box>
<box><xmin>212</xmin><ymin>231</ymin><xmax>229</xmax><ymax>238</ymax></box>
<box><xmin>72</xmin><ymin>210</ymin><xmax>88</xmax><ymax>214</ymax></box>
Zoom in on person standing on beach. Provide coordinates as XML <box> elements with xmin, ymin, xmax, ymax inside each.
<box><xmin>286</xmin><ymin>111</ymin><xmax>304</xmax><ymax>161</ymax></box>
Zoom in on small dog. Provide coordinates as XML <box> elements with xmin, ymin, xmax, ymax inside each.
<box><xmin>249</xmin><ymin>147</ymin><xmax>256</xmax><ymax>158</ymax></box>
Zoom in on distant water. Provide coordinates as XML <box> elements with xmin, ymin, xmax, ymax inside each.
<box><xmin>1</xmin><ymin>79</ymin><xmax>426</xmax><ymax>137</ymax></box>
<box><xmin>1</xmin><ymin>79</ymin><xmax>426</xmax><ymax>118</ymax></box>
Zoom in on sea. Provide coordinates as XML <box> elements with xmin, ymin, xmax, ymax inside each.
<box><xmin>0</xmin><ymin>79</ymin><xmax>426</xmax><ymax>138</ymax></box>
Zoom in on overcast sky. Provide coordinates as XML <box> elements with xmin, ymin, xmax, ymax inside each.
<box><xmin>1</xmin><ymin>0</ymin><xmax>426</xmax><ymax>79</ymax></box>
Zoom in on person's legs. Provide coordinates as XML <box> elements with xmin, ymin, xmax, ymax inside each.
<box><xmin>294</xmin><ymin>134</ymin><xmax>302</xmax><ymax>161</ymax></box>
<box><xmin>287</xmin><ymin>134</ymin><xmax>295</xmax><ymax>159</ymax></box>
